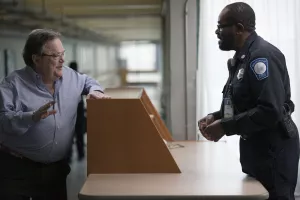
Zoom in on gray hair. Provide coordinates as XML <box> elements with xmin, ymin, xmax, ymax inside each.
<box><xmin>22</xmin><ymin>29</ymin><xmax>61</xmax><ymax>67</ymax></box>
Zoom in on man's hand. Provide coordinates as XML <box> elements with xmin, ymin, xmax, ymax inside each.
<box><xmin>32</xmin><ymin>101</ymin><xmax>56</xmax><ymax>122</ymax></box>
<box><xmin>87</xmin><ymin>91</ymin><xmax>111</xmax><ymax>99</ymax></box>
<box><xmin>198</xmin><ymin>114</ymin><xmax>215</xmax><ymax>140</ymax></box>
<box><xmin>204</xmin><ymin>119</ymin><xmax>225</xmax><ymax>142</ymax></box>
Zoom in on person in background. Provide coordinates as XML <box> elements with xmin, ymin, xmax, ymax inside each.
<box><xmin>198</xmin><ymin>2</ymin><xmax>299</xmax><ymax>200</ymax></box>
<box><xmin>69</xmin><ymin>61</ymin><xmax>86</xmax><ymax>161</ymax></box>
<box><xmin>0</xmin><ymin>29</ymin><xmax>110</xmax><ymax>200</ymax></box>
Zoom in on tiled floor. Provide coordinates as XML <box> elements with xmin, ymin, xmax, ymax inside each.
<box><xmin>66</xmin><ymin>146</ymin><xmax>87</xmax><ymax>200</ymax></box>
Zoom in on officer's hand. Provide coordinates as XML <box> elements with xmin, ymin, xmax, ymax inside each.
<box><xmin>206</xmin><ymin>114</ymin><xmax>215</xmax><ymax>126</ymax></box>
<box><xmin>204</xmin><ymin>119</ymin><xmax>225</xmax><ymax>142</ymax></box>
<box><xmin>32</xmin><ymin>101</ymin><xmax>56</xmax><ymax>122</ymax></box>
<box><xmin>198</xmin><ymin>114</ymin><xmax>215</xmax><ymax>140</ymax></box>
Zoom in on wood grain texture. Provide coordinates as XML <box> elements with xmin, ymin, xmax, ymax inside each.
<box><xmin>140</xmin><ymin>89</ymin><xmax>173</xmax><ymax>141</ymax></box>
<box><xmin>86</xmin><ymin>88</ymin><xmax>180</xmax><ymax>174</ymax></box>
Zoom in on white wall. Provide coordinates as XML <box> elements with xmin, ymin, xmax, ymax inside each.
<box><xmin>0</xmin><ymin>50</ymin><xmax>4</xmax><ymax>80</ymax></box>
<box><xmin>0</xmin><ymin>37</ymin><xmax>25</xmax><ymax>72</ymax></box>
<box><xmin>162</xmin><ymin>0</ymin><xmax>197</xmax><ymax>140</ymax></box>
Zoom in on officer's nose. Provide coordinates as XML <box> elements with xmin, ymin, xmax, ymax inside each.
<box><xmin>215</xmin><ymin>28</ymin><xmax>220</xmax><ymax>35</ymax></box>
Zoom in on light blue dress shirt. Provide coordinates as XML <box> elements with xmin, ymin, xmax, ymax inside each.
<box><xmin>0</xmin><ymin>66</ymin><xmax>103</xmax><ymax>163</ymax></box>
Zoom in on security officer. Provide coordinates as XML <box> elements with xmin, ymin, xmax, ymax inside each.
<box><xmin>198</xmin><ymin>2</ymin><xmax>299</xmax><ymax>200</ymax></box>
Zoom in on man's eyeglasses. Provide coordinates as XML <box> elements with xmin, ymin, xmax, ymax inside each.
<box><xmin>41</xmin><ymin>51</ymin><xmax>65</xmax><ymax>60</ymax></box>
<box><xmin>217</xmin><ymin>23</ymin><xmax>235</xmax><ymax>31</ymax></box>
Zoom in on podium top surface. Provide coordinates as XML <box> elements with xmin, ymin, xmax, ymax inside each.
<box><xmin>79</xmin><ymin>141</ymin><xmax>268</xmax><ymax>199</ymax></box>
<box><xmin>103</xmin><ymin>88</ymin><xmax>143</xmax><ymax>99</ymax></box>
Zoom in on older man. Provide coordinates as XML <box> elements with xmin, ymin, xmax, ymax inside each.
<box><xmin>0</xmin><ymin>29</ymin><xmax>110</xmax><ymax>200</ymax></box>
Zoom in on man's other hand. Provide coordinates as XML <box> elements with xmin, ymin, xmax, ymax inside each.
<box><xmin>32</xmin><ymin>101</ymin><xmax>56</xmax><ymax>122</ymax></box>
<box><xmin>87</xmin><ymin>91</ymin><xmax>111</xmax><ymax>99</ymax></box>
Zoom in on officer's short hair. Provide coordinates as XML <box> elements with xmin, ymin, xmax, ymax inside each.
<box><xmin>23</xmin><ymin>29</ymin><xmax>61</xmax><ymax>67</ymax></box>
<box><xmin>225</xmin><ymin>2</ymin><xmax>256</xmax><ymax>32</ymax></box>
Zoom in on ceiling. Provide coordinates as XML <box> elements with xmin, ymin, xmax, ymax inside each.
<box><xmin>0</xmin><ymin>0</ymin><xmax>163</xmax><ymax>42</ymax></box>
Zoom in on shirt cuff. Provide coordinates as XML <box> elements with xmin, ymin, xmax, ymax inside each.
<box><xmin>210</xmin><ymin>111</ymin><xmax>222</xmax><ymax>120</ymax></box>
<box><xmin>89</xmin><ymin>86</ymin><xmax>104</xmax><ymax>94</ymax></box>
<box><xmin>220</xmin><ymin>117</ymin><xmax>238</xmax><ymax>136</ymax></box>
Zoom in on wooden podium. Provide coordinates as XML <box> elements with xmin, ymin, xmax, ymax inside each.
<box><xmin>86</xmin><ymin>87</ymin><xmax>180</xmax><ymax>175</ymax></box>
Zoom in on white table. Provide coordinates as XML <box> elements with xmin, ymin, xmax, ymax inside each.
<box><xmin>79</xmin><ymin>141</ymin><xmax>268</xmax><ymax>200</ymax></box>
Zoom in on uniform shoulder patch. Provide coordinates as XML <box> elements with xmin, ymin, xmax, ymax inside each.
<box><xmin>250</xmin><ymin>58</ymin><xmax>269</xmax><ymax>80</ymax></box>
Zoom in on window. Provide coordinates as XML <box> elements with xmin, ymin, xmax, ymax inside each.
<box><xmin>120</xmin><ymin>41</ymin><xmax>156</xmax><ymax>71</ymax></box>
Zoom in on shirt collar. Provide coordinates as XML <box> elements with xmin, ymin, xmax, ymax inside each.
<box><xmin>25</xmin><ymin>65</ymin><xmax>41</xmax><ymax>82</ymax></box>
<box><xmin>25</xmin><ymin>65</ymin><xmax>63</xmax><ymax>84</ymax></box>
<box><xmin>234</xmin><ymin>31</ymin><xmax>258</xmax><ymax>62</ymax></box>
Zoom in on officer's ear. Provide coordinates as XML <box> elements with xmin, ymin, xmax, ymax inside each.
<box><xmin>235</xmin><ymin>23</ymin><xmax>245</xmax><ymax>35</ymax></box>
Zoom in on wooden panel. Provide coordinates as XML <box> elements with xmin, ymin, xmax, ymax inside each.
<box><xmin>26</xmin><ymin>0</ymin><xmax>162</xmax><ymax>6</ymax></box>
<box><xmin>140</xmin><ymin>89</ymin><xmax>173</xmax><ymax>141</ymax></box>
<box><xmin>86</xmin><ymin>89</ymin><xmax>180</xmax><ymax>174</ymax></box>
<box><xmin>75</xmin><ymin>17</ymin><xmax>161</xmax><ymax>29</ymax></box>
<box><xmin>22</xmin><ymin>0</ymin><xmax>163</xmax><ymax>41</ymax></box>
<box><xmin>58</xmin><ymin>8</ymin><xmax>161</xmax><ymax>16</ymax></box>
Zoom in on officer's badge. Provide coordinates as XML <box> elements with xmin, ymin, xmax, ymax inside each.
<box><xmin>250</xmin><ymin>58</ymin><xmax>268</xmax><ymax>80</ymax></box>
<box><xmin>237</xmin><ymin>68</ymin><xmax>244</xmax><ymax>80</ymax></box>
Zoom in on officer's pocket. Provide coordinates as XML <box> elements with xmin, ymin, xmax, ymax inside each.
<box><xmin>254</xmin><ymin>145</ymin><xmax>281</xmax><ymax>191</ymax></box>
<box><xmin>254</xmin><ymin>159</ymin><xmax>276</xmax><ymax>191</ymax></box>
<box><xmin>279</xmin><ymin>115</ymin><xmax>298</xmax><ymax>138</ymax></box>
<box><xmin>232</xmin><ymin>81</ymin><xmax>248</xmax><ymax>99</ymax></box>
<box><xmin>232</xmin><ymin>82</ymin><xmax>250</xmax><ymax>112</ymax></box>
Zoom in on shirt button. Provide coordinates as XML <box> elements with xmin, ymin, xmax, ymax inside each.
<box><xmin>55</xmin><ymin>141</ymin><xmax>58</xmax><ymax>145</ymax></box>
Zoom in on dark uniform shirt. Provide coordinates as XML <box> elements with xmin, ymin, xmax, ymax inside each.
<box><xmin>212</xmin><ymin>31</ymin><xmax>294</xmax><ymax>139</ymax></box>
<box><xmin>210</xmin><ymin>31</ymin><xmax>299</xmax><ymax>199</ymax></box>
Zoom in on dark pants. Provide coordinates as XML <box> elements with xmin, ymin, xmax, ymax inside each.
<box><xmin>75</xmin><ymin>130</ymin><xmax>85</xmax><ymax>159</ymax></box>
<box><xmin>67</xmin><ymin>130</ymin><xmax>85</xmax><ymax>162</ymax></box>
<box><xmin>68</xmin><ymin>100</ymin><xmax>86</xmax><ymax>162</ymax></box>
<box><xmin>240</xmin><ymin>130</ymin><xmax>299</xmax><ymax>200</ymax></box>
<box><xmin>75</xmin><ymin>100</ymin><xmax>86</xmax><ymax>160</ymax></box>
<box><xmin>0</xmin><ymin>151</ymin><xmax>70</xmax><ymax>200</ymax></box>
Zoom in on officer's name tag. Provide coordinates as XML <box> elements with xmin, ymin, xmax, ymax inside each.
<box><xmin>224</xmin><ymin>98</ymin><xmax>234</xmax><ymax>118</ymax></box>
<box><xmin>237</xmin><ymin>68</ymin><xmax>244</xmax><ymax>80</ymax></box>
